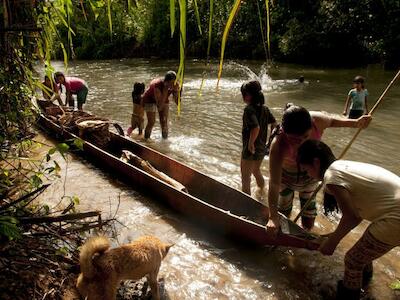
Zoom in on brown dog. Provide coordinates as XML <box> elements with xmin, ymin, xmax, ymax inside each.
<box><xmin>76</xmin><ymin>235</ymin><xmax>172</xmax><ymax>300</ymax></box>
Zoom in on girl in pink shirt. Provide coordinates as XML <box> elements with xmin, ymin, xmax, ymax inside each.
<box><xmin>54</xmin><ymin>72</ymin><xmax>88</xmax><ymax>110</ymax></box>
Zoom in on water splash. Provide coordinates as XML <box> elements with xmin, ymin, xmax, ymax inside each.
<box><xmin>185</xmin><ymin>61</ymin><xmax>298</xmax><ymax>93</ymax></box>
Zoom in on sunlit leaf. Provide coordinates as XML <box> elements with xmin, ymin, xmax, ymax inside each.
<box><xmin>170</xmin><ymin>0</ymin><xmax>176</xmax><ymax>37</ymax></box>
<box><xmin>73</xmin><ymin>138</ymin><xmax>84</xmax><ymax>150</ymax></box>
<box><xmin>217</xmin><ymin>0</ymin><xmax>242</xmax><ymax>89</ymax></box>
<box><xmin>80</xmin><ymin>0</ymin><xmax>88</xmax><ymax>21</ymax></box>
<box><xmin>256</xmin><ymin>0</ymin><xmax>268</xmax><ymax>61</ymax></box>
<box><xmin>107</xmin><ymin>0</ymin><xmax>113</xmax><ymax>39</ymax></box>
<box><xmin>60</xmin><ymin>42</ymin><xmax>68</xmax><ymax>69</ymax></box>
<box><xmin>72</xmin><ymin>195</ymin><xmax>80</xmax><ymax>205</ymax></box>
<box><xmin>389</xmin><ymin>279</ymin><xmax>400</xmax><ymax>290</ymax></box>
<box><xmin>176</xmin><ymin>0</ymin><xmax>186</xmax><ymax>115</ymax></box>
<box><xmin>207</xmin><ymin>0</ymin><xmax>214</xmax><ymax>59</ymax></box>
<box><xmin>265</xmin><ymin>0</ymin><xmax>271</xmax><ymax>59</ymax></box>
<box><xmin>193</xmin><ymin>0</ymin><xmax>202</xmax><ymax>35</ymax></box>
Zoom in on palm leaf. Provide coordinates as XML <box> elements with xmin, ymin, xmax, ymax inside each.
<box><xmin>170</xmin><ymin>0</ymin><xmax>176</xmax><ymax>37</ymax></box>
<box><xmin>80</xmin><ymin>0</ymin><xmax>88</xmax><ymax>21</ymax></box>
<box><xmin>256</xmin><ymin>0</ymin><xmax>268</xmax><ymax>61</ymax></box>
<box><xmin>265</xmin><ymin>0</ymin><xmax>271</xmax><ymax>59</ymax></box>
<box><xmin>193</xmin><ymin>0</ymin><xmax>202</xmax><ymax>35</ymax></box>
<box><xmin>107</xmin><ymin>0</ymin><xmax>113</xmax><ymax>39</ymax></box>
<box><xmin>207</xmin><ymin>0</ymin><xmax>214</xmax><ymax>60</ymax></box>
<box><xmin>176</xmin><ymin>0</ymin><xmax>187</xmax><ymax>115</ymax></box>
<box><xmin>217</xmin><ymin>0</ymin><xmax>242</xmax><ymax>89</ymax></box>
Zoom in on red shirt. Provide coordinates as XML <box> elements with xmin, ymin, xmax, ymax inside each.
<box><xmin>64</xmin><ymin>77</ymin><xmax>86</xmax><ymax>94</ymax></box>
<box><xmin>142</xmin><ymin>78</ymin><xmax>172</xmax><ymax>104</ymax></box>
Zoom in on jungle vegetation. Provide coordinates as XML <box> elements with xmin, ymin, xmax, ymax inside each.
<box><xmin>52</xmin><ymin>0</ymin><xmax>400</xmax><ymax>68</ymax></box>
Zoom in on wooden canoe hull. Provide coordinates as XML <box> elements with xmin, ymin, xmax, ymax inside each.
<box><xmin>38</xmin><ymin>114</ymin><xmax>319</xmax><ymax>250</ymax></box>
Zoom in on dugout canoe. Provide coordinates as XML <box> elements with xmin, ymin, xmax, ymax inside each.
<box><xmin>38</xmin><ymin>112</ymin><xmax>320</xmax><ymax>250</ymax></box>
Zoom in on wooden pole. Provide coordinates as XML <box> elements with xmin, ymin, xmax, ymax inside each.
<box><xmin>293</xmin><ymin>69</ymin><xmax>400</xmax><ymax>223</ymax></box>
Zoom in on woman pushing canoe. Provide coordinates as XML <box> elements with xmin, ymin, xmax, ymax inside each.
<box><xmin>266</xmin><ymin>104</ymin><xmax>371</xmax><ymax>231</ymax></box>
<box><xmin>297</xmin><ymin>140</ymin><xmax>400</xmax><ymax>299</ymax></box>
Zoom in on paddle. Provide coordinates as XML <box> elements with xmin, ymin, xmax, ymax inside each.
<box><xmin>293</xmin><ymin>69</ymin><xmax>400</xmax><ymax>223</ymax></box>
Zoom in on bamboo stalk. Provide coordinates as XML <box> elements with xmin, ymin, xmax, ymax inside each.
<box><xmin>293</xmin><ymin>69</ymin><xmax>400</xmax><ymax>223</ymax></box>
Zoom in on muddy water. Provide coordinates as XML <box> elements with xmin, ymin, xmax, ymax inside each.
<box><xmin>40</xmin><ymin>60</ymin><xmax>400</xmax><ymax>299</ymax></box>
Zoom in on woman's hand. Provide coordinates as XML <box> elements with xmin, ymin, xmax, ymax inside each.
<box><xmin>356</xmin><ymin>115</ymin><xmax>372</xmax><ymax>128</ymax></box>
<box><xmin>248</xmin><ymin>143</ymin><xmax>255</xmax><ymax>154</ymax></box>
<box><xmin>318</xmin><ymin>237</ymin><xmax>338</xmax><ymax>255</ymax></box>
<box><xmin>266</xmin><ymin>214</ymin><xmax>280</xmax><ymax>238</ymax></box>
<box><xmin>342</xmin><ymin>110</ymin><xmax>347</xmax><ymax>116</ymax></box>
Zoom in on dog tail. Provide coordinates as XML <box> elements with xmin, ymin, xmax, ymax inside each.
<box><xmin>79</xmin><ymin>236</ymin><xmax>110</xmax><ymax>279</ymax></box>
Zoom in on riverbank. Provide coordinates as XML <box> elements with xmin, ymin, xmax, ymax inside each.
<box><xmin>0</xmin><ymin>131</ymin><xmax>161</xmax><ymax>300</ymax></box>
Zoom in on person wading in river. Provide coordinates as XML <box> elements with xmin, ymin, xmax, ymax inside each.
<box><xmin>240</xmin><ymin>80</ymin><xmax>277</xmax><ymax>198</ymax></box>
<box><xmin>266</xmin><ymin>104</ymin><xmax>371</xmax><ymax>231</ymax></box>
<box><xmin>142</xmin><ymin>71</ymin><xmax>180</xmax><ymax>139</ymax></box>
<box><xmin>297</xmin><ymin>140</ymin><xmax>400</xmax><ymax>299</ymax></box>
<box><xmin>343</xmin><ymin>75</ymin><xmax>369</xmax><ymax>119</ymax></box>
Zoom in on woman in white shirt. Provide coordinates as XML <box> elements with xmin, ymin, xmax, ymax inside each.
<box><xmin>297</xmin><ymin>140</ymin><xmax>400</xmax><ymax>299</ymax></box>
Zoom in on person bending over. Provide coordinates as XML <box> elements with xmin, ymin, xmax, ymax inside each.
<box><xmin>142</xmin><ymin>71</ymin><xmax>179</xmax><ymax>139</ymax></box>
<box><xmin>54</xmin><ymin>72</ymin><xmax>89</xmax><ymax>111</ymax></box>
<box><xmin>266</xmin><ymin>104</ymin><xmax>371</xmax><ymax>230</ymax></box>
<box><xmin>297</xmin><ymin>140</ymin><xmax>400</xmax><ymax>299</ymax></box>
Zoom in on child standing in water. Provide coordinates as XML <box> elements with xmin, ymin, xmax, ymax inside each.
<box><xmin>297</xmin><ymin>140</ymin><xmax>400</xmax><ymax>299</ymax></box>
<box><xmin>343</xmin><ymin>76</ymin><xmax>369</xmax><ymax>119</ymax></box>
<box><xmin>127</xmin><ymin>82</ymin><xmax>145</xmax><ymax>136</ymax></box>
<box><xmin>240</xmin><ymin>80</ymin><xmax>277</xmax><ymax>197</ymax></box>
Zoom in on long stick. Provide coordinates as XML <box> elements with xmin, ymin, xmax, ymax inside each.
<box><xmin>293</xmin><ymin>69</ymin><xmax>400</xmax><ymax>223</ymax></box>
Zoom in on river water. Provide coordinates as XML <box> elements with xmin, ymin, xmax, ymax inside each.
<box><xmin>40</xmin><ymin>59</ymin><xmax>400</xmax><ymax>299</ymax></box>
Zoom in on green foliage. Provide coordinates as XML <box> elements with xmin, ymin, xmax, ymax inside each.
<box><xmin>390</xmin><ymin>279</ymin><xmax>400</xmax><ymax>290</ymax></box>
<box><xmin>0</xmin><ymin>216</ymin><xmax>20</xmax><ymax>241</ymax></box>
<box><xmin>45</xmin><ymin>0</ymin><xmax>399</xmax><ymax>68</ymax></box>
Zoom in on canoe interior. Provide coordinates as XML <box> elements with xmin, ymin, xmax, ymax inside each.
<box><xmin>108</xmin><ymin>134</ymin><xmax>267</xmax><ymax>224</ymax></box>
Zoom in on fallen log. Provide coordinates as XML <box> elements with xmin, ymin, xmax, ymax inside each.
<box><xmin>120</xmin><ymin>150</ymin><xmax>188</xmax><ymax>192</ymax></box>
<box><xmin>18</xmin><ymin>211</ymin><xmax>101</xmax><ymax>224</ymax></box>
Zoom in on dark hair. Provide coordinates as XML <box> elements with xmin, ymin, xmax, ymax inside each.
<box><xmin>164</xmin><ymin>71</ymin><xmax>177</xmax><ymax>82</ymax></box>
<box><xmin>297</xmin><ymin>140</ymin><xmax>338</xmax><ymax>215</ymax></box>
<box><xmin>54</xmin><ymin>71</ymin><xmax>65</xmax><ymax>83</ymax></box>
<box><xmin>282</xmin><ymin>104</ymin><xmax>312</xmax><ymax>135</ymax></box>
<box><xmin>353</xmin><ymin>75</ymin><xmax>365</xmax><ymax>88</ymax></box>
<box><xmin>133</xmin><ymin>82</ymin><xmax>145</xmax><ymax>95</ymax></box>
<box><xmin>240</xmin><ymin>80</ymin><xmax>265</xmax><ymax>106</ymax></box>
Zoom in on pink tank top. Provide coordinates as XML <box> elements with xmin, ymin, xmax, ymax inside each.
<box><xmin>64</xmin><ymin>77</ymin><xmax>86</xmax><ymax>93</ymax></box>
<box><xmin>282</xmin><ymin>121</ymin><xmax>321</xmax><ymax>168</ymax></box>
<box><xmin>142</xmin><ymin>78</ymin><xmax>165</xmax><ymax>104</ymax></box>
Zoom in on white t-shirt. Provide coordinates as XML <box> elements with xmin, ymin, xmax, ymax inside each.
<box><xmin>324</xmin><ymin>160</ymin><xmax>400</xmax><ymax>245</ymax></box>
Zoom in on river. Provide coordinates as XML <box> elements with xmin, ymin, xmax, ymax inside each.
<box><xmin>40</xmin><ymin>59</ymin><xmax>400</xmax><ymax>299</ymax></box>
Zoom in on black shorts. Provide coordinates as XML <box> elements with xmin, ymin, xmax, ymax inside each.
<box><xmin>241</xmin><ymin>149</ymin><xmax>265</xmax><ymax>161</ymax></box>
<box><xmin>348</xmin><ymin>109</ymin><xmax>364</xmax><ymax>119</ymax></box>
